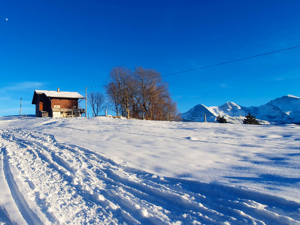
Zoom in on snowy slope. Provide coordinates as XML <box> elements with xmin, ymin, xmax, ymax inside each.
<box><xmin>0</xmin><ymin>116</ymin><xmax>300</xmax><ymax>224</ymax></box>
<box><xmin>181</xmin><ymin>104</ymin><xmax>217</xmax><ymax>122</ymax></box>
<box><xmin>260</xmin><ymin>95</ymin><xmax>300</xmax><ymax>123</ymax></box>
<box><xmin>182</xmin><ymin>95</ymin><xmax>300</xmax><ymax>124</ymax></box>
<box><xmin>213</xmin><ymin>101</ymin><xmax>246</xmax><ymax>117</ymax></box>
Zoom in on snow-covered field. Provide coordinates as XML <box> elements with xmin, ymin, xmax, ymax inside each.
<box><xmin>0</xmin><ymin>116</ymin><xmax>299</xmax><ymax>224</ymax></box>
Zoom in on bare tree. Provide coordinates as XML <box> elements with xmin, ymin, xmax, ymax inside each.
<box><xmin>149</xmin><ymin>83</ymin><xmax>169</xmax><ymax>120</ymax></box>
<box><xmin>105</xmin><ymin>82</ymin><xmax>122</xmax><ymax>116</ymax></box>
<box><xmin>133</xmin><ymin>67</ymin><xmax>161</xmax><ymax>119</ymax></box>
<box><xmin>88</xmin><ymin>91</ymin><xmax>106</xmax><ymax>117</ymax></box>
<box><xmin>106</xmin><ymin>67</ymin><xmax>135</xmax><ymax>118</ymax></box>
<box><xmin>105</xmin><ymin>66</ymin><xmax>180</xmax><ymax>121</ymax></box>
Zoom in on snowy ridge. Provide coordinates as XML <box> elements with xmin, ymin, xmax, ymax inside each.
<box><xmin>182</xmin><ymin>95</ymin><xmax>300</xmax><ymax>124</ymax></box>
<box><xmin>287</xmin><ymin>94</ymin><xmax>300</xmax><ymax>99</ymax></box>
<box><xmin>180</xmin><ymin>104</ymin><xmax>217</xmax><ymax>122</ymax></box>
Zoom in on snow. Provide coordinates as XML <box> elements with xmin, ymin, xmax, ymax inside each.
<box><xmin>181</xmin><ymin>104</ymin><xmax>217</xmax><ymax>122</ymax></box>
<box><xmin>287</xmin><ymin>95</ymin><xmax>300</xmax><ymax>99</ymax></box>
<box><xmin>182</xmin><ymin>95</ymin><xmax>300</xmax><ymax>124</ymax></box>
<box><xmin>0</xmin><ymin>116</ymin><xmax>300</xmax><ymax>224</ymax></box>
<box><xmin>34</xmin><ymin>90</ymin><xmax>84</xmax><ymax>99</ymax></box>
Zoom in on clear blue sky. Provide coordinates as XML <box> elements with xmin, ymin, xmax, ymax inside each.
<box><xmin>1</xmin><ymin>0</ymin><xmax>300</xmax><ymax>116</ymax></box>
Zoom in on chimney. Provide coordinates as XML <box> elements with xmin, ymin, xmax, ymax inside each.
<box><xmin>57</xmin><ymin>87</ymin><xmax>60</xmax><ymax>92</ymax></box>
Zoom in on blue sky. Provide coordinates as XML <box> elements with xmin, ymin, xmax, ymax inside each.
<box><xmin>1</xmin><ymin>0</ymin><xmax>300</xmax><ymax>116</ymax></box>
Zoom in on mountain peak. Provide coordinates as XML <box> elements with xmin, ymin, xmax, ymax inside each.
<box><xmin>287</xmin><ymin>94</ymin><xmax>300</xmax><ymax>99</ymax></box>
<box><xmin>181</xmin><ymin>104</ymin><xmax>217</xmax><ymax>122</ymax></box>
<box><xmin>182</xmin><ymin>95</ymin><xmax>300</xmax><ymax>124</ymax></box>
<box><xmin>268</xmin><ymin>95</ymin><xmax>300</xmax><ymax>104</ymax></box>
<box><xmin>219</xmin><ymin>101</ymin><xmax>241</xmax><ymax>111</ymax></box>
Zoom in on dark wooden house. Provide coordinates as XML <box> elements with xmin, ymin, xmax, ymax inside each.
<box><xmin>32</xmin><ymin>88</ymin><xmax>85</xmax><ymax>117</ymax></box>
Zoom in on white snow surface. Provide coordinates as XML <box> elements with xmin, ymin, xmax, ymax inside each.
<box><xmin>34</xmin><ymin>90</ymin><xmax>84</xmax><ymax>99</ymax></box>
<box><xmin>182</xmin><ymin>95</ymin><xmax>300</xmax><ymax>124</ymax></box>
<box><xmin>0</xmin><ymin>116</ymin><xmax>300</xmax><ymax>224</ymax></box>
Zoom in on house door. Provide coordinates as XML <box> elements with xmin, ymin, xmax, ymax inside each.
<box><xmin>39</xmin><ymin>102</ymin><xmax>43</xmax><ymax>111</ymax></box>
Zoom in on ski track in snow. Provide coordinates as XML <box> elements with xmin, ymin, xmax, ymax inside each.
<box><xmin>0</xmin><ymin>128</ymin><xmax>300</xmax><ymax>225</ymax></box>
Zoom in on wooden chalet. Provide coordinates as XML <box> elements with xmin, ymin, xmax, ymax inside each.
<box><xmin>32</xmin><ymin>88</ymin><xmax>85</xmax><ymax>118</ymax></box>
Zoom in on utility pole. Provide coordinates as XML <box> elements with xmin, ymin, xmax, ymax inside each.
<box><xmin>85</xmin><ymin>87</ymin><xmax>87</xmax><ymax>118</ymax></box>
<box><xmin>19</xmin><ymin>97</ymin><xmax>22</xmax><ymax>116</ymax></box>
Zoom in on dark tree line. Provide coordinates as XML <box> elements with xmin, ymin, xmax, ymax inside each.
<box><xmin>104</xmin><ymin>66</ymin><xmax>180</xmax><ymax>121</ymax></box>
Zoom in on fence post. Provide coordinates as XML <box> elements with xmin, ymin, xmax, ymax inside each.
<box><xmin>85</xmin><ymin>87</ymin><xmax>87</xmax><ymax>118</ymax></box>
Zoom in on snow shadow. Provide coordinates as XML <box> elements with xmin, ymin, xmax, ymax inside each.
<box><xmin>242</xmin><ymin>153</ymin><xmax>296</xmax><ymax>167</ymax></box>
<box><xmin>225</xmin><ymin>174</ymin><xmax>300</xmax><ymax>185</ymax></box>
<box><xmin>0</xmin><ymin>206</ymin><xmax>13</xmax><ymax>225</ymax></box>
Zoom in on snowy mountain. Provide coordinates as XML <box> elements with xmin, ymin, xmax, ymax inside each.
<box><xmin>182</xmin><ymin>95</ymin><xmax>300</xmax><ymax>124</ymax></box>
<box><xmin>180</xmin><ymin>104</ymin><xmax>216</xmax><ymax>122</ymax></box>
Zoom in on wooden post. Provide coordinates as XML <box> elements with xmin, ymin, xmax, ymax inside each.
<box><xmin>85</xmin><ymin>87</ymin><xmax>87</xmax><ymax>118</ymax></box>
<box><xmin>105</xmin><ymin>110</ymin><xmax>107</xmax><ymax>116</ymax></box>
<box><xmin>204</xmin><ymin>113</ymin><xmax>207</xmax><ymax>122</ymax></box>
<box><xmin>20</xmin><ymin>97</ymin><xmax>22</xmax><ymax>116</ymax></box>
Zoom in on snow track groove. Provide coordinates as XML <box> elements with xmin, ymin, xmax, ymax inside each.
<box><xmin>2</xmin><ymin>146</ymin><xmax>43</xmax><ymax>225</ymax></box>
<box><xmin>0</xmin><ymin>129</ymin><xmax>299</xmax><ymax>224</ymax></box>
<box><xmin>0</xmin><ymin>206</ymin><xmax>13</xmax><ymax>225</ymax></box>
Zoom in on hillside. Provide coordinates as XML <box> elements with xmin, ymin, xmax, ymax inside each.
<box><xmin>0</xmin><ymin>116</ymin><xmax>299</xmax><ymax>224</ymax></box>
<box><xmin>182</xmin><ymin>95</ymin><xmax>300</xmax><ymax>124</ymax></box>
<box><xmin>0</xmin><ymin>117</ymin><xmax>300</xmax><ymax>225</ymax></box>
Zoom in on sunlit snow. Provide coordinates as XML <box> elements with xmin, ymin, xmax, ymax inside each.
<box><xmin>0</xmin><ymin>116</ymin><xmax>299</xmax><ymax>224</ymax></box>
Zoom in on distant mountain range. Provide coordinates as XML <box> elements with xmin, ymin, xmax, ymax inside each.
<box><xmin>181</xmin><ymin>95</ymin><xmax>300</xmax><ymax>124</ymax></box>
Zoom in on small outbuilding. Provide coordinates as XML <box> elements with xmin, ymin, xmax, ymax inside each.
<box><xmin>32</xmin><ymin>88</ymin><xmax>85</xmax><ymax>118</ymax></box>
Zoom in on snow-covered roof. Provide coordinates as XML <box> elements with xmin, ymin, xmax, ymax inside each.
<box><xmin>34</xmin><ymin>90</ymin><xmax>84</xmax><ymax>99</ymax></box>
<box><xmin>32</xmin><ymin>90</ymin><xmax>84</xmax><ymax>104</ymax></box>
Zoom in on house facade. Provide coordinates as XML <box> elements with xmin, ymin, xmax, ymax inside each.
<box><xmin>32</xmin><ymin>88</ymin><xmax>85</xmax><ymax>117</ymax></box>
